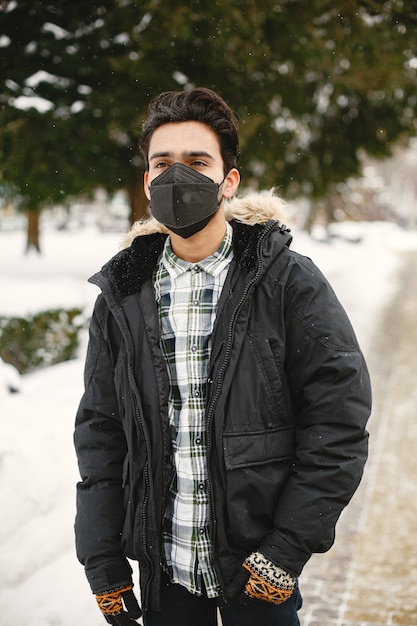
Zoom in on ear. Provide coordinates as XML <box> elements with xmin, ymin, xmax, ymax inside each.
<box><xmin>144</xmin><ymin>171</ymin><xmax>151</xmax><ymax>201</ymax></box>
<box><xmin>222</xmin><ymin>168</ymin><xmax>240</xmax><ymax>199</ymax></box>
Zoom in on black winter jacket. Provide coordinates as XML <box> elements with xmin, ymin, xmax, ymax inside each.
<box><xmin>74</xmin><ymin>195</ymin><xmax>371</xmax><ymax>611</ymax></box>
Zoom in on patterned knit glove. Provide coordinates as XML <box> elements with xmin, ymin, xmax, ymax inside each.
<box><xmin>96</xmin><ymin>585</ymin><xmax>141</xmax><ymax>625</ymax></box>
<box><xmin>242</xmin><ymin>551</ymin><xmax>296</xmax><ymax>605</ymax></box>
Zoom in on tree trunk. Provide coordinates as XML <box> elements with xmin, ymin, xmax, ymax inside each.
<box><xmin>25</xmin><ymin>210</ymin><xmax>41</xmax><ymax>254</ymax></box>
<box><xmin>127</xmin><ymin>180</ymin><xmax>149</xmax><ymax>226</ymax></box>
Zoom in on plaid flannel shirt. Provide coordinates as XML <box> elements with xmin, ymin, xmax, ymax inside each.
<box><xmin>153</xmin><ymin>223</ymin><xmax>233</xmax><ymax>598</ymax></box>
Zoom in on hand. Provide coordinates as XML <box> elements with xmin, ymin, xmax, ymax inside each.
<box><xmin>96</xmin><ymin>585</ymin><xmax>141</xmax><ymax>625</ymax></box>
<box><xmin>242</xmin><ymin>552</ymin><xmax>296</xmax><ymax>605</ymax></box>
<box><xmin>227</xmin><ymin>564</ymin><xmax>251</xmax><ymax>600</ymax></box>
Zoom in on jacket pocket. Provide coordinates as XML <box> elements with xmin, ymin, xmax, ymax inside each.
<box><xmin>221</xmin><ymin>427</ymin><xmax>295</xmax><ymax>548</ymax></box>
<box><xmin>247</xmin><ymin>333</ymin><xmax>291</xmax><ymax>422</ymax></box>
<box><xmin>224</xmin><ymin>333</ymin><xmax>292</xmax><ymax>430</ymax></box>
<box><xmin>223</xmin><ymin>425</ymin><xmax>295</xmax><ymax>470</ymax></box>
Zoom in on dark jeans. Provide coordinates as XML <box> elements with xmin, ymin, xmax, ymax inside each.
<box><xmin>142</xmin><ymin>572</ymin><xmax>302</xmax><ymax>626</ymax></box>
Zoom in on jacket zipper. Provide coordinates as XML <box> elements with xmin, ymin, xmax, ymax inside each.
<box><xmin>206</xmin><ymin>221</ymin><xmax>277</xmax><ymax>599</ymax></box>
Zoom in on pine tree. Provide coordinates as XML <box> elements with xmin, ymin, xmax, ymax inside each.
<box><xmin>1</xmin><ymin>1</ymin><xmax>416</xmax><ymax>250</ymax></box>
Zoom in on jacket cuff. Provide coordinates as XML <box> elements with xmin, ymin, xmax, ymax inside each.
<box><xmin>259</xmin><ymin>533</ymin><xmax>309</xmax><ymax>578</ymax></box>
<box><xmin>85</xmin><ymin>557</ymin><xmax>133</xmax><ymax>594</ymax></box>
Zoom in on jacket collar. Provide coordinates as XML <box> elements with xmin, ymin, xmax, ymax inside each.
<box><xmin>92</xmin><ymin>191</ymin><xmax>291</xmax><ymax>298</ymax></box>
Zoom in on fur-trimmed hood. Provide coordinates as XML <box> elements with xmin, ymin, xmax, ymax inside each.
<box><xmin>121</xmin><ymin>190</ymin><xmax>288</xmax><ymax>249</ymax></box>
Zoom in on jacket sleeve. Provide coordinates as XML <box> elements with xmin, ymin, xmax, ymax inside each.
<box><xmin>260</xmin><ymin>254</ymin><xmax>371</xmax><ymax>577</ymax></box>
<box><xmin>74</xmin><ymin>296</ymin><xmax>132</xmax><ymax>594</ymax></box>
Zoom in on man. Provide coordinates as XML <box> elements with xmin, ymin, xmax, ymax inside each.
<box><xmin>74</xmin><ymin>87</ymin><xmax>371</xmax><ymax>626</ymax></box>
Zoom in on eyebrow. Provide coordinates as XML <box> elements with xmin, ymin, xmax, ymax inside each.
<box><xmin>149</xmin><ymin>150</ymin><xmax>215</xmax><ymax>161</ymax></box>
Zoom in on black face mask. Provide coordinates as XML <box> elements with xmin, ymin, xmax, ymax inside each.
<box><xmin>149</xmin><ymin>162</ymin><xmax>224</xmax><ymax>238</ymax></box>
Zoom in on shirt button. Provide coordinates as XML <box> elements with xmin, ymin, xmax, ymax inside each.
<box><xmin>192</xmin><ymin>265</ymin><xmax>201</xmax><ymax>273</ymax></box>
<box><xmin>198</xmin><ymin>527</ymin><xmax>205</xmax><ymax>535</ymax></box>
<box><xmin>194</xmin><ymin>389</ymin><xmax>200</xmax><ymax>397</ymax></box>
<box><xmin>191</xmin><ymin>344</ymin><xmax>198</xmax><ymax>353</ymax></box>
<box><xmin>193</xmin><ymin>299</ymin><xmax>200</xmax><ymax>306</ymax></box>
<box><xmin>198</xmin><ymin>481</ymin><xmax>206</xmax><ymax>492</ymax></box>
<box><xmin>195</xmin><ymin>436</ymin><xmax>202</xmax><ymax>445</ymax></box>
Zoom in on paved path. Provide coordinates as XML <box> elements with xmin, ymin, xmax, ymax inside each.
<box><xmin>298</xmin><ymin>250</ymin><xmax>417</xmax><ymax>625</ymax></box>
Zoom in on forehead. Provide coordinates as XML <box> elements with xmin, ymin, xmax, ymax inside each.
<box><xmin>148</xmin><ymin>121</ymin><xmax>222</xmax><ymax>158</ymax></box>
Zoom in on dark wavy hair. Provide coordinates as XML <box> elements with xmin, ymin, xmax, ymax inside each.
<box><xmin>139</xmin><ymin>87</ymin><xmax>240</xmax><ymax>175</ymax></box>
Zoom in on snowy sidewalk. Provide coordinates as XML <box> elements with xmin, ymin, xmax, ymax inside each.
<box><xmin>298</xmin><ymin>250</ymin><xmax>417</xmax><ymax>625</ymax></box>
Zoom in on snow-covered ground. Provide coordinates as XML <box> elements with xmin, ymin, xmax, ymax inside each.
<box><xmin>1</xmin><ymin>217</ymin><xmax>417</xmax><ymax>626</ymax></box>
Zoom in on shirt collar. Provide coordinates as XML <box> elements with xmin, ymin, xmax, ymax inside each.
<box><xmin>161</xmin><ymin>222</ymin><xmax>234</xmax><ymax>279</ymax></box>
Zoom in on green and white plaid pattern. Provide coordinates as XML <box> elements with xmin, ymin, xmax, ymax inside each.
<box><xmin>153</xmin><ymin>223</ymin><xmax>233</xmax><ymax>598</ymax></box>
